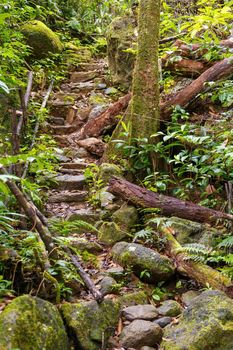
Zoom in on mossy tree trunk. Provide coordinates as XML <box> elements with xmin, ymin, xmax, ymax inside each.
<box><xmin>104</xmin><ymin>0</ymin><xmax>161</xmax><ymax>166</ymax></box>
<box><xmin>129</xmin><ymin>0</ymin><xmax>160</xmax><ymax>140</ymax></box>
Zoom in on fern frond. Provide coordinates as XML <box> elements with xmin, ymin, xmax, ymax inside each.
<box><xmin>49</xmin><ymin>219</ymin><xmax>99</xmax><ymax>236</ymax></box>
<box><xmin>218</xmin><ymin>236</ymin><xmax>233</xmax><ymax>248</ymax></box>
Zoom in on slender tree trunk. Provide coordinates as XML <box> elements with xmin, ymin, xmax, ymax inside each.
<box><xmin>130</xmin><ymin>0</ymin><xmax>160</xmax><ymax>139</ymax></box>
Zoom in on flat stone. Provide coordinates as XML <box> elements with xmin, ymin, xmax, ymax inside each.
<box><xmin>140</xmin><ymin>347</ymin><xmax>157</xmax><ymax>350</ymax></box>
<box><xmin>47</xmin><ymin>190</ymin><xmax>88</xmax><ymax>203</ymax></box>
<box><xmin>106</xmin><ymin>267</ymin><xmax>124</xmax><ymax>280</ymax></box>
<box><xmin>122</xmin><ymin>305</ymin><xmax>159</xmax><ymax>321</ymax></box>
<box><xmin>71</xmin><ymin>81</ymin><xmax>96</xmax><ymax>92</ymax></box>
<box><xmin>70</xmin><ymin>71</ymin><xmax>98</xmax><ymax>83</ymax></box>
<box><xmin>50</xmin><ymin>116</ymin><xmax>65</xmax><ymax>125</ymax></box>
<box><xmin>157</xmin><ymin>300</ymin><xmax>183</xmax><ymax>317</ymax></box>
<box><xmin>49</xmin><ymin>124</ymin><xmax>76</xmax><ymax>134</ymax></box>
<box><xmin>54</xmin><ymin>174</ymin><xmax>85</xmax><ymax>190</ymax></box>
<box><xmin>153</xmin><ymin>317</ymin><xmax>172</xmax><ymax>328</ymax></box>
<box><xmin>88</xmin><ymin>105</ymin><xmax>108</xmax><ymax>120</ymax></box>
<box><xmin>181</xmin><ymin>290</ymin><xmax>201</xmax><ymax>307</ymax></box>
<box><xmin>60</xmin><ymin>161</ymin><xmax>88</xmax><ymax>170</ymax></box>
<box><xmin>120</xmin><ymin>320</ymin><xmax>163</xmax><ymax>349</ymax></box>
<box><xmin>59</xmin><ymin>237</ymin><xmax>103</xmax><ymax>253</ymax></box>
<box><xmin>68</xmin><ymin>209</ymin><xmax>103</xmax><ymax>224</ymax></box>
<box><xmin>98</xmin><ymin>221</ymin><xmax>128</xmax><ymax>246</ymax></box>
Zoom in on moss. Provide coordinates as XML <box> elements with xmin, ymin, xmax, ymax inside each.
<box><xmin>21</xmin><ymin>20</ymin><xmax>63</xmax><ymax>58</ymax></box>
<box><xmin>98</xmin><ymin>221</ymin><xmax>128</xmax><ymax>245</ymax></box>
<box><xmin>112</xmin><ymin>242</ymin><xmax>175</xmax><ymax>283</ymax></box>
<box><xmin>112</xmin><ymin>205</ymin><xmax>138</xmax><ymax>229</ymax></box>
<box><xmin>161</xmin><ymin>290</ymin><xmax>233</xmax><ymax>350</ymax></box>
<box><xmin>98</xmin><ymin>163</ymin><xmax>122</xmax><ymax>184</ymax></box>
<box><xmin>61</xmin><ymin>299</ymin><xmax>120</xmax><ymax>350</ymax></box>
<box><xmin>0</xmin><ymin>295</ymin><xmax>69</xmax><ymax>350</ymax></box>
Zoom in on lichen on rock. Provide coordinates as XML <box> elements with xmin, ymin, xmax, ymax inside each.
<box><xmin>0</xmin><ymin>295</ymin><xmax>70</xmax><ymax>350</ymax></box>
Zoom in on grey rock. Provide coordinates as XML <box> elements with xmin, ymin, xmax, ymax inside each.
<box><xmin>153</xmin><ymin>316</ymin><xmax>172</xmax><ymax>328</ymax></box>
<box><xmin>106</xmin><ymin>266</ymin><xmax>125</xmax><ymax>280</ymax></box>
<box><xmin>120</xmin><ymin>320</ymin><xmax>162</xmax><ymax>349</ymax></box>
<box><xmin>104</xmin><ymin>87</ymin><xmax>119</xmax><ymax>95</ymax></box>
<box><xmin>140</xmin><ymin>347</ymin><xmax>156</xmax><ymax>350</ymax></box>
<box><xmin>60</xmin><ymin>237</ymin><xmax>103</xmax><ymax>253</ymax></box>
<box><xmin>122</xmin><ymin>304</ymin><xmax>158</xmax><ymax>321</ymax></box>
<box><xmin>68</xmin><ymin>209</ymin><xmax>103</xmax><ymax>224</ymax></box>
<box><xmin>181</xmin><ymin>290</ymin><xmax>201</xmax><ymax>307</ymax></box>
<box><xmin>99</xmin><ymin>276</ymin><xmax>117</xmax><ymax>296</ymax></box>
<box><xmin>88</xmin><ymin>105</ymin><xmax>107</xmax><ymax>120</ymax></box>
<box><xmin>112</xmin><ymin>242</ymin><xmax>175</xmax><ymax>283</ymax></box>
<box><xmin>98</xmin><ymin>163</ymin><xmax>122</xmax><ymax>184</ymax></box>
<box><xmin>77</xmin><ymin>137</ymin><xmax>106</xmax><ymax>157</ymax></box>
<box><xmin>157</xmin><ymin>300</ymin><xmax>183</xmax><ymax>317</ymax></box>
<box><xmin>54</xmin><ymin>174</ymin><xmax>85</xmax><ymax>190</ymax></box>
<box><xmin>99</xmin><ymin>187</ymin><xmax>115</xmax><ymax>208</ymax></box>
<box><xmin>161</xmin><ymin>290</ymin><xmax>233</xmax><ymax>350</ymax></box>
<box><xmin>74</xmin><ymin>147</ymin><xmax>91</xmax><ymax>158</ymax></box>
<box><xmin>0</xmin><ymin>295</ymin><xmax>69</xmax><ymax>350</ymax></box>
<box><xmin>47</xmin><ymin>190</ymin><xmax>88</xmax><ymax>203</ymax></box>
<box><xmin>97</xmin><ymin>83</ymin><xmax>107</xmax><ymax>89</ymax></box>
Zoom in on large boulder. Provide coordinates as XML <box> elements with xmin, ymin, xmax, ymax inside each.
<box><xmin>112</xmin><ymin>242</ymin><xmax>175</xmax><ymax>283</ymax></box>
<box><xmin>0</xmin><ymin>295</ymin><xmax>69</xmax><ymax>350</ymax></box>
<box><xmin>98</xmin><ymin>221</ymin><xmax>128</xmax><ymax>245</ymax></box>
<box><xmin>112</xmin><ymin>205</ymin><xmax>138</xmax><ymax>229</ymax></box>
<box><xmin>22</xmin><ymin>20</ymin><xmax>63</xmax><ymax>58</ymax></box>
<box><xmin>161</xmin><ymin>290</ymin><xmax>233</xmax><ymax>350</ymax></box>
<box><xmin>60</xmin><ymin>299</ymin><xmax>120</xmax><ymax>350</ymax></box>
<box><xmin>106</xmin><ymin>14</ymin><xmax>137</xmax><ymax>86</ymax></box>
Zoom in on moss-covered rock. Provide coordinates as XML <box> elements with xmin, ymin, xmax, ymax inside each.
<box><xmin>112</xmin><ymin>242</ymin><xmax>175</xmax><ymax>283</ymax></box>
<box><xmin>112</xmin><ymin>205</ymin><xmax>138</xmax><ymax>229</ymax></box>
<box><xmin>0</xmin><ymin>295</ymin><xmax>69</xmax><ymax>350</ymax></box>
<box><xmin>161</xmin><ymin>290</ymin><xmax>233</xmax><ymax>350</ymax></box>
<box><xmin>98</xmin><ymin>221</ymin><xmax>128</xmax><ymax>245</ymax></box>
<box><xmin>21</xmin><ymin>20</ymin><xmax>63</xmax><ymax>58</ymax></box>
<box><xmin>61</xmin><ymin>299</ymin><xmax>120</xmax><ymax>350</ymax></box>
<box><xmin>98</xmin><ymin>163</ymin><xmax>122</xmax><ymax>185</ymax></box>
<box><xmin>106</xmin><ymin>14</ymin><xmax>137</xmax><ymax>86</ymax></box>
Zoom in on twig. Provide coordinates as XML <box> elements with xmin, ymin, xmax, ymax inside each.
<box><xmin>159</xmin><ymin>32</ymin><xmax>186</xmax><ymax>44</ymax></box>
<box><xmin>22</xmin><ymin>80</ymin><xmax>54</xmax><ymax>179</ymax></box>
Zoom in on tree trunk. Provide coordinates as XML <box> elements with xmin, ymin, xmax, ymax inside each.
<box><xmin>129</xmin><ymin>0</ymin><xmax>160</xmax><ymax>139</ymax></box>
<box><xmin>108</xmin><ymin>177</ymin><xmax>233</xmax><ymax>224</ymax></box>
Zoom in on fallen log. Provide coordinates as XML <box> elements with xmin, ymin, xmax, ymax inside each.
<box><xmin>162</xmin><ymin>58</ymin><xmax>207</xmax><ymax>76</ymax></box>
<box><xmin>75</xmin><ymin>93</ymin><xmax>132</xmax><ymax>140</ymax></box>
<box><xmin>160</xmin><ymin>57</ymin><xmax>233</xmax><ymax>120</ymax></box>
<box><xmin>174</xmin><ymin>38</ymin><xmax>233</xmax><ymax>59</ymax></box>
<box><xmin>152</xmin><ymin>223</ymin><xmax>233</xmax><ymax>296</ymax></box>
<box><xmin>108</xmin><ymin>176</ymin><xmax>233</xmax><ymax>224</ymax></box>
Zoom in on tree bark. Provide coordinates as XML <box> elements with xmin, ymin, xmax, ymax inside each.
<box><xmin>162</xmin><ymin>57</ymin><xmax>206</xmax><ymax>76</ymax></box>
<box><xmin>129</xmin><ymin>0</ymin><xmax>160</xmax><ymax>139</ymax></box>
<box><xmin>160</xmin><ymin>57</ymin><xmax>233</xmax><ymax>120</ymax></box>
<box><xmin>108</xmin><ymin>176</ymin><xmax>233</xmax><ymax>224</ymax></box>
<box><xmin>155</xmin><ymin>224</ymin><xmax>233</xmax><ymax>296</ymax></box>
<box><xmin>75</xmin><ymin>93</ymin><xmax>131</xmax><ymax>140</ymax></box>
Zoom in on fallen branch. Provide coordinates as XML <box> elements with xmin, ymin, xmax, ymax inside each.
<box><xmin>108</xmin><ymin>176</ymin><xmax>233</xmax><ymax>224</ymax></box>
<box><xmin>22</xmin><ymin>80</ymin><xmax>54</xmax><ymax>179</ymax></box>
<box><xmin>75</xmin><ymin>93</ymin><xmax>132</xmax><ymax>140</ymax></box>
<box><xmin>160</xmin><ymin>57</ymin><xmax>233</xmax><ymax>120</ymax></box>
<box><xmin>162</xmin><ymin>58</ymin><xmax>206</xmax><ymax>76</ymax></box>
<box><xmin>154</xmin><ymin>223</ymin><xmax>233</xmax><ymax>296</ymax></box>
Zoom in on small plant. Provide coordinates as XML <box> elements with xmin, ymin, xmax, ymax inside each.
<box><xmin>151</xmin><ymin>281</ymin><xmax>173</xmax><ymax>301</ymax></box>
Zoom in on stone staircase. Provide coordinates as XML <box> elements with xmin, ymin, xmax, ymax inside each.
<box><xmin>45</xmin><ymin>58</ymin><xmax>117</xmax><ymax>220</ymax></box>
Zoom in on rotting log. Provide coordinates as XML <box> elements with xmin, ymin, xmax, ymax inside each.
<box><xmin>162</xmin><ymin>58</ymin><xmax>207</xmax><ymax>76</ymax></box>
<box><xmin>160</xmin><ymin>57</ymin><xmax>233</xmax><ymax>120</ymax></box>
<box><xmin>108</xmin><ymin>176</ymin><xmax>233</xmax><ymax>225</ymax></box>
<box><xmin>75</xmin><ymin>93</ymin><xmax>131</xmax><ymax>140</ymax></box>
<box><xmin>154</xmin><ymin>224</ymin><xmax>233</xmax><ymax>296</ymax></box>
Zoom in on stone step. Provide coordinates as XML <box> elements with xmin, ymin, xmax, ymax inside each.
<box><xmin>60</xmin><ymin>162</ymin><xmax>89</xmax><ymax>170</ymax></box>
<box><xmin>70</xmin><ymin>71</ymin><xmax>99</xmax><ymax>83</ymax></box>
<box><xmin>59</xmin><ymin>168</ymin><xmax>85</xmax><ymax>175</ymax></box>
<box><xmin>67</xmin><ymin>208</ymin><xmax>104</xmax><ymax>224</ymax></box>
<box><xmin>47</xmin><ymin>190</ymin><xmax>88</xmax><ymax>203</ymax></box>
<box><xmin>54</xmin><ymin>174</ymin><xmax>86</xmax><ymax>190</ymax></box>
<box><xmin>50</xmin><ymin>117</ymin><xmax>65</xmax><ymax>125</ymax></box>
<box><xmin>54</xmin><ymin>136</ymin><xmax>71</xmax><ymax>147</ymax></box>
<box><xmin>76</xmin><ymin>61</ymin><xmax>107</xmax><ymax>72</ymax></box>
<box><xmin>49</xmin><ymin>125</ymin><xmax>77</xmax><ymax>135</ymax></box>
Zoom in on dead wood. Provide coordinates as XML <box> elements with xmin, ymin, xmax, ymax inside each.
<box><xmin>108</xmin><ymin>176</ymin><xmax>233</xmax><ymax>224</ymax></box>
<box><xmin>160</xmin><ymin>57</ymin><xmax>233</xmax><ymax>120</ymax></box>
<box><xmin>76</xmin><ymin>93</ymin><xmax>132</xmax><ymax>140</ymax></box>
